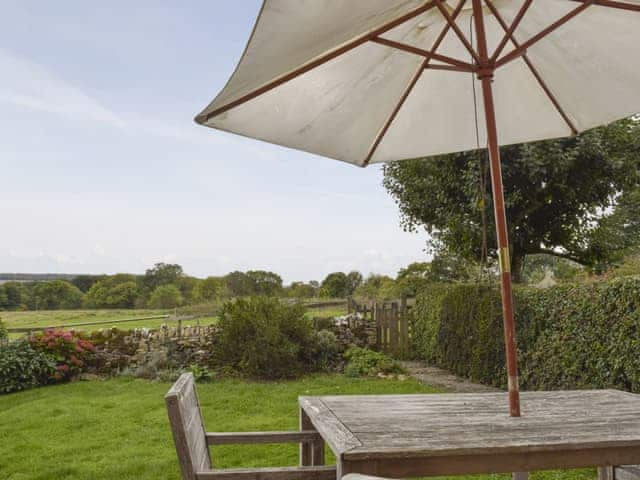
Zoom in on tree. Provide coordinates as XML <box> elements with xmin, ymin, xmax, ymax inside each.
<box><xmin>355</xmin><ymin>275</ymin><xmax>396</xmax><ymax>300</ymax></box>
<box><xmin>582</xmin><ymin>188</ymin><xmax>640</xmax><ymax>273</ymax></box>
<box><xmin>383</xmin><ymin>118</ymin><xmax>640</xmax><ymax>282</ymax></box>
<box><xmin>224</xmin><ymin>271</ymin><xmax>255</xmax><ymax>297</ymax></box>
<box><xmin>346</xmin><ymin>271</ymin><xmax>363</xmax><ymax>296</ymax></box>
<box><xmin>148</xmin><ymin>284</ymin><xmax>183</xmax><ymax>309</ymax></box>
<box><xmin>196</xmin><ymin>276</ymin><xmax>226</xmax><ymax>302</ymax></box>
<box><xmin>285</xmin><ymin>281</ymin><xmax>317</xmax><ymax>298</ymax></box>
<box><xmin>395</xmin><ymin>262</ymin><xmax>431</xmax><ymax>297</ymax></box>
<box><xmin>85</xmin><ymin>277</ymin><xmax>140</xmax><ymax>308</ymax></box>
<box><xmin>71</xmin><ymin>275</ymin><xmax>106</xmax><ymax>293</ymax></box>
<box><xmin>177</xmin><ymin>276</ymin><xmax>199</xmax><ymax>304</ymax></box>
<box><xmin>320</xmin><ymin>272</ymin><xmax>350</xmax><ymax>298</ymax></box>
<box><xmin>142</xmin><ymin>263</ymin><xmax>184</xmax><ymax>291</ymax></box>
<box><xmin>32</xmin><ymin>281</ymin><xmax>84</xmax><ymax>310</ymax></box>
<box><xmin>246</xmin><ymin>270</ymin><xmax>283</xmax><ymax>296</ymax></box>
<box><xmin>0</xmin><ymin>282</ymin><xmax>29</xmax><ymax>310</ymax></box>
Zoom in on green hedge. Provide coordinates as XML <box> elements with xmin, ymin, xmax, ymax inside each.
<box><xmin>411</xmin><ymin>276</ymin><xmax>640</xmax><ymax>392</ymax></box>
<box><xmin>409</xmin><ymin>284</ymin><xmax>452</xmax><ymax>363</ymax></box>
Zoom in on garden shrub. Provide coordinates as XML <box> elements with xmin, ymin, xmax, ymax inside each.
<box><xmin>29</xmin><ymin>329</ymin><xmax>96</xmax><ymax>381</ymax></box>
<box><xmin>188</xmin><ymin>364</ymin><xmax>214</xmax><ymax>382</ymax></box>
<box><xmin>0</xmin><ymin>318</ymin><xmax>7</xmax><ymax>341</ymax></box>
<box><xmin>214</xmin><ymin>297</ymin><xmax>317</xmax><ymax>379</ymax></box>
<box><xmin>307</xmin><ymin>329</ymin><xmax>340</xmax><ymax>371</ymax></box>
<box><xmin>411</xmin><ymin>276</ymin><xmax>640</xmax><ymax>392</ymax></box>
<box><xmin>0</xmin><ymin>340</ymin><xmax>56</xmax><ymax>394</ymax></box>
<box><xmin>343</xmin><ymin>347</ymin><xmax>404</xmax><ymax>377</ymax></box>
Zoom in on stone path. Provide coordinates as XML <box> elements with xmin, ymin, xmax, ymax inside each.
<box><xmin>400</xmin><ymin>360</ymin><xmax>500</xmax><ymax>393</ymax></box>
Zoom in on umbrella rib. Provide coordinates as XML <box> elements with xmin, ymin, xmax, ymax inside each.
<box><xmin>434</xmin><ymin>0</ymin><xmax>481</xmax><ymax>65</ymax></box>
<box><xmin>490</xmin><ymin>0</ymin><xmax>533</xmax><ymax>63</ymax></box>
<box><xmin>198</xmin><ymin>1</ymin><xmax>438</xmax><ymax>122</ymax></box>
<box><xmin>495</xmin><ymin>1</ymin><xmax>593</xmax><ymax>68</ymax></box>
<box><xmin>570</xmin><ymin>0</ymin><xmax>640</xmax><ymax>11</ymax></box>
<box><xmin>370</xmin><ymin>37</ymin><xmax>474</xmax><ymax>71</ymax></box>
<box><xmin>484</xmin><ymin>0</ymin><xmax>578</xmax><ymax>136</ymax></box>
<box><xmin>362</xmin><ymin>0</ymin><xmax>469</xmax><ymax>167</ymax></box>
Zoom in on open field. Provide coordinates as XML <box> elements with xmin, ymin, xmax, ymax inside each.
<box><xmin>1</xmin><ymin>301</ymin><xmax>345</xmax><ymax>338</ymax></box>
<box><xmin>1</xmin><ymin>309</ymin><xmax>218</xmax><ymax>338</ymax></box>
<box><xmin>0</xmin><ymin>374</ymin><xmax>593</xmax><ymax>480</ymax></box>
<box><xmin>304</xmin><ymin>305</ymin><xmax>347</xmax><ymax>319</ymax></box>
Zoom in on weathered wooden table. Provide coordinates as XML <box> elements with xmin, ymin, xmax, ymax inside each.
<box><xmin>299</xmin><ymin>390</ymin><xmax>640</xmax><ymax>478</ymax></box>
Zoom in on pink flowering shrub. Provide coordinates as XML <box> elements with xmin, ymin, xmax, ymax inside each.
<box><xmin>29</xmin><ymin>329</ymin><xmax>96</xmax><ymax>381</ymax></box>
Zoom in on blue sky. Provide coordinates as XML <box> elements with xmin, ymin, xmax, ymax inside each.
<box><xmin>0</xmin><ymin>1</ymin><xmax>429</xmax><ymax>283</ymax></box>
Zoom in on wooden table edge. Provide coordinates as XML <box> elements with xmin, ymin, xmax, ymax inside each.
<box><xmin>343</xmin><ymin>439</ymin><xmax>640</xmax><ymax>460</ymax></box>
<box><xmin>298</xmin><ymin>396</ymin><xmax>362</xmax><ymax>457</ymax></box>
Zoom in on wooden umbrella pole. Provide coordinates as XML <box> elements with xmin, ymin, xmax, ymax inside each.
<box><xmin>472</xmin><ymin>0</ymin><xmax>521</xmax><ymax>418</ymax></box>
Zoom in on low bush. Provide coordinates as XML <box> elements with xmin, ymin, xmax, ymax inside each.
<box><xmin>307</xmin><ymin>329</ymin><xmax>340</xmax><ymax>371</ymax></box>
<box><xmin>188</xmin><ymin>364</ymin><xmax>214</xmax><ymax>383</ymax></box>
<box><xmin>0</xmin><ymin>318</ymin><xmax>7</xmax><ymax>341</ymax></box>
<box><xmin>29</xmin><ymin>329</ymin><xmax>96</xmax><ymax>381</ymax></box>
<box><xmin>214</xmin><ymin>297</ymin><xmax>319</xmax><ymax>379</ymax></box>
<box><xmin>0</xmin><ymin>340</ymin><xmax>56</xmax><ymax>394</ymax></box>
<box><xmin>411</xmin><ymin>276</ymin><xmax>640</xmax><ymax>391</ymax></box>
<box><xmin>343</xmin><ymin>347</ymin><xmax>404</xmax><ymax>377</ymax></box>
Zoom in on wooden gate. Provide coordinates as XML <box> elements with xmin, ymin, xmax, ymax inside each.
<box><xmin>348</xmin><ymin>297</ymin><xmax>413</xmax><ymax>356</ymax></box>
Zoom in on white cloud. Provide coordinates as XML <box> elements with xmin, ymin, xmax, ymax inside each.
<box><xmin>0</xmin><ymin>49</ymin><xmax>269</xmax><ymax>155</ymax></box>
<box><xmin>0</xmin><ymin>48</ymin><xmax>125</xmax><ymax>128</ymax></box>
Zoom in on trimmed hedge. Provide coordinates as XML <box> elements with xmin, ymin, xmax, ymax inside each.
<box><xmin>411</xmin><ymin>276</ymin><xmax>640</xmax><ymax>392</ymax></box>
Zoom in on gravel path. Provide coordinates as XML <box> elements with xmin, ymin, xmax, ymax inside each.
<box><xmin>400</xmin><ymin>360</ymin><xmax>500</xmax><ymax>393</ymax></box>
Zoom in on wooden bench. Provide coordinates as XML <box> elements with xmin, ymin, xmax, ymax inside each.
<box><xmin>165</xmin><ymin>373</ymin><xmax>338</xmax><ymax>480</ymax></box>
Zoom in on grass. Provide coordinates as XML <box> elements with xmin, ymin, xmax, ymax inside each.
<box><xmin>304</xmin><ymin>305</ymin><xmax>347</xmax><ymax>320</ymax></box>
<box><xmin>0</xmin><ymin>374</ymin><xmax>594</xmax><ymax>480</ymax></box>
<box><xmin>1</xmin><ymin>309</ymin><xmax>219</xmax><ymax>338</ymax></box>
<box><xmin>1</xmin><ymin>301</ymin><xmax>342</xmax><ymax>339</ymax></box>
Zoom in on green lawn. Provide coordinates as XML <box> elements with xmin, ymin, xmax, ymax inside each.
<box><xmin>304</xmin><ymin>305</ymin><xmax>348</xmax><ymax>320</ymax></box>
<box><xmin>1</xmin><ymin>309</ymin><xmax>219</xmax><ymax>338</ymax></box>
<box><xmin>0</xmin><ymin>375</ymin><xmax>594</xmax><ymax>480</ymax></box>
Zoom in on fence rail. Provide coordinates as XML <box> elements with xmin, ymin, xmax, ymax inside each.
<box><xmin>5</xmin><ymin>314</ymin><xmax>203</xmax><ymax>334</ymax></box>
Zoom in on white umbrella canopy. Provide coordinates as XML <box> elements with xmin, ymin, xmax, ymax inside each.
<box><xmin>196</xmin><ymin>0</ymin><xmax>640</xmax><ymax>166</ymax></box>
<box><xmin>195</xmin><ymin>0</ymin><xmax>640</xmax><ymax>417</ymax></box>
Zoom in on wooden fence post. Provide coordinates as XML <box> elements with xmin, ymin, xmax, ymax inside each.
<box><xmin>390</xmin><ymin>302</ymin><xmax>399</xmax><ymax>355</ymax></box>
<box><xmin>400</xmin><ymin>296</ymin><xmax>409</xmax><ymax>356</ymax></box>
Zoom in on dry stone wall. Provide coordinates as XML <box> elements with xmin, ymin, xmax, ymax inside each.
<box><xmin>91</xmin><ymin>316</ymin><xmax>377</xmax><ymax>374</ymax></box>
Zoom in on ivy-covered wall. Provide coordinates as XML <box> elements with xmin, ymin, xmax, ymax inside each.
<box><xmin>411</xmin><ymin>277</ymin><xmax>640</xmax><ymax>392</ymax></box>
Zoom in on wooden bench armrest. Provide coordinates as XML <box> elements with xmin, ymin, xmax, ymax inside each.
<box><xmin>206</xmin><ymin>431</ymin><xmax>322</xmax><ymax>445</ymax></box>
<box><xmin>196</xmin><ymin>466</ymin><xmax>336</xmax><ymax>480</ymax></box>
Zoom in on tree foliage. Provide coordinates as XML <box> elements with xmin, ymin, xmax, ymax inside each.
<box><xmin>346</xmin><ymin>271</ymin><xmax>363</xmax><ymax>295</ymax></box>
<box><xmin>142</xmin><ymin>263</ymin><xmax>184</xmax><ymax>292</ymax></box>
<box><xmin>320</xmin><ymin>272</ymin><xmax>350</xmax><ymax>298</ymax></box>
<box><xmin>354</xmin><ymin>274</ymin><xmax>396</xmax><ymax>300</ymax></box>
<box><xmin>32</xmin><ymin>281</ymin><xmax>84</xmax><ymax>310</ymax></box>
<box><xmin>383</xmin><ymin>119</ymin><xmax>640</xmax><ymax>281</ymax></box>
<box><xmin>246</xmin><ymin>270</ymin><xmax>283</xmax><ymax>296</ymax></box>
<box><xmin>148</xmin><ymin>284</ymin><xmax>183</xmax><ymax>309</ymax></box>
<box><xmin>195</xmin><ymin>276</ymin><xmax>226</xmax><ymax>302</ymax></box>
<box><xmin>0</xmin><ymin>282</ymin><xmax>29</xmax><ymax>310</ymax></box>
<box><xmin>85</xmin><ymin>277</ymin><xmax>140</xmax><ymax>308</ymax></box>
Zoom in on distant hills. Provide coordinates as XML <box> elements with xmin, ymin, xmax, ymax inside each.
<box><xmin>0</xmin><ymin>273</ymin><xmax>82</xmax><ymax>283</ymax></box>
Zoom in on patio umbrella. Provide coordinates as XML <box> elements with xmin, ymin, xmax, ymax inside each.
<box><xmin>195</xmin><ymin>0</ymin><xmax>640</xmax><ymax>417</ymax></box>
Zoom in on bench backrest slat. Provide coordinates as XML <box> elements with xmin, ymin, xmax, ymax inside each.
<box><xmin>166</xmin><ymin>373</ymin><xmax>212</xmax><ymax>480</ymax></box>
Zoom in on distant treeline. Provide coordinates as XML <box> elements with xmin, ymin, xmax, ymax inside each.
<box><xmin>0</xmin><ymin>260</ymin><xmax>457</xmax><ymax>312</ymax></box>
<box><xmin>0</xmin><ymin>273</ymin><xmax>78</xmax><ymax>283</ymax></box>
<box><xmin>0</xmin><ymin>263</ymin><xmax>370</xmax><ymax>311</ymax></box>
